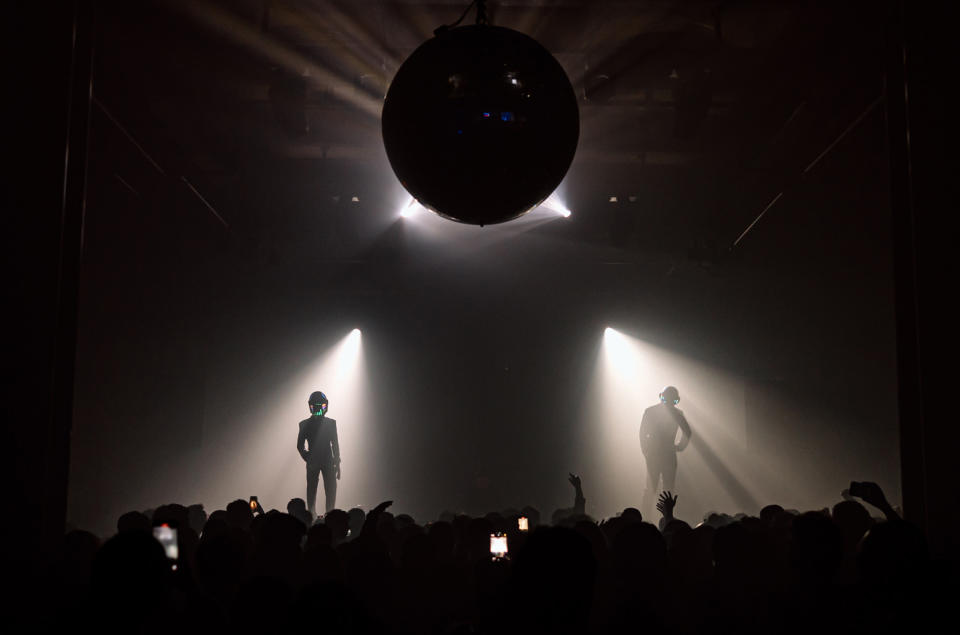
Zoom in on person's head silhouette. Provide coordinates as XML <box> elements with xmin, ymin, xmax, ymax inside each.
<box><xmin>659</xmin><ymin>385</ymin><xmax>680</xmax><ymax>406</ymax></box>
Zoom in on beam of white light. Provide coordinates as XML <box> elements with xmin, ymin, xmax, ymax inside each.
<box><xmin>283</xmin><ymin>328</ymin><xmax>370</xmax><ymax>511</ymax></box>
<box><xmin>582</xmin><ymin>327</ymin><xmax>763</xmax><ymax>522</ymax></box>
<box><xmin>395</xmin><ymin>184</ymin><xmax>578</xmax><ymax>257</ymax></box>
<box><xmin>399</xmin><ymin>197</ymin><xmax>419</xmax><ymax>218</ymax></box>
<box><xmin>172</xmin><ymin>2</ymin><xmax>382</xmax><ymax>118</ymax></box>
<box><xmin>538</xmin><ymin>194</ymin><xmax>573</xmax><ymax>218</ymax></box>
<box><xmin>197</xmin><ymin>328</ymin><xmax>372</xmax><ymax>514</ymax></box>
<box><xmin>602</xmin><ymin>327</ymin><xmax>633</xmax><ymax>373</ymax></box>
<box><xmin>346</xmin><ymin>328</ymin><xmax>361</xmax><ymax>354</ymax></box>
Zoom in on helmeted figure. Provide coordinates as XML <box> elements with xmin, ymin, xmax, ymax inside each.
<box><xmin>297</xmin><ymin>391</ymin><xmax>341</xmax><ymax>515</ymax></box>
<box><xmin>639</xmin><ymin>386</ymin><xmax>692</xmax><ymax>516</ymax></box>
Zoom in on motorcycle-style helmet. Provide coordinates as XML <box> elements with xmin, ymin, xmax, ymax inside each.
<box><xmin>309</xmin><ymin>391</ymin><xmax>329</xmax><ymax>416</ymax></box>
<box><xmin>659</xmin><ymin>386</ymin><xmax>680</xmax><ymax>405</ymax></box>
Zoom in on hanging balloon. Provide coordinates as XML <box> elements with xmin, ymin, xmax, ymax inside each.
<box><xmin>382</xmin><ymin>24</ymin><xmax>579</xmax><ymax>226</ymax></box>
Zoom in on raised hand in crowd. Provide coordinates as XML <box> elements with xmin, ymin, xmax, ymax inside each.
<box><xmin>568</xmin><ymin>473</ymin><xmax>585</xmax><ymax>516</ymax></box>
<box><xmin>656</xmin><ymin>491</ymin><xmax>678</xmax><ymax>520</ymax></box>
<box><xmin>849</xmin><ymin>481</ymin><xmax>899</xmax><ymax>520</ymax></box>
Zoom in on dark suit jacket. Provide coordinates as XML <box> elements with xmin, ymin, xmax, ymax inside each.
<box><xmin>297</xmin><ymin>416</ymin><xmax>340</xmax><ymax>468</ymax></box>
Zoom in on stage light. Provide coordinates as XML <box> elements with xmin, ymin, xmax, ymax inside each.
<box><xmin>608</xmin><ymin>196</ymin><xmax>618</xmax><ymax>203</ymax></box>
<box><xmin>399</xmin><ymin>197</ymin><xmax>419</xmax><ymax>218</ymax></box>
<box><xmin>382</xmin><ymin>18</ymin><xmax>579</xmax><ymax>226</ymax></box>
<box><xmin>538</xmin><ymin>194</ymin><xmax>572</xmax><ymax>219</ymax></box>
<box><xmin>342</xmin><ymin>328</ymin><xmax>362</xmax><ymax>361</ymax></box>
<box><xmin>601</xmin><ymin>327</ymin><xmax>632</xmax><ymax>372</ymax></box>
<box><xmin>547</xmin><ymin>202</ymin><xmax>572</xmax><ymax>219</ymax></box>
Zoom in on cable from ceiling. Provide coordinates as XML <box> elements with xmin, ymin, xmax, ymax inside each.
<box><xmin>731</xmin><ymin>94</ymin><xmax>884</xmax><ymax>249</ymax></box>
<box><xmin>434</xmin><ymin>0</ymin><xmax>489</xmax><ymax>37</ymax></box>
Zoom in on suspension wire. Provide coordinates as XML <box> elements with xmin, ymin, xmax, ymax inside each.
<box><xmin>433</xmin><ymin>0</ymin><xmax>489</xmax><ymax>36</ymax></box>
<box><xmin>476</xmin><ymin>0</ymin><xmax>489</xmax><ymax>25</ymax></box>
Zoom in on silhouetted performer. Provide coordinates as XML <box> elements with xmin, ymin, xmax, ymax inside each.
<box><xmin>297</xmin><ymin>391</ymin><xmax>341</xmax><ymax>515</ymax></box>
<box><xmin>639</xmin><ymin>386</ymin><xmax>691</xmax><ymax>516</ymax></box>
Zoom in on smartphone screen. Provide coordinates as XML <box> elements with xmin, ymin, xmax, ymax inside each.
<box><xmin>249</xmin><ymin>496</ymin><xmax>258</xmax><ymax>511</ymax></box>
<box><xmin>489</xmin><ymin>533</ymin><xmax>508</xmax><ymax>558</ymax></box>
<box><xmin>153</xmin><ymin>525</ymin><xmax>179</xmax><ymax>563</ymax></box>
<box><xmin>517</xmin><ymin>516</ymin><xmax>529</xmax><ymax>532</ymax></box>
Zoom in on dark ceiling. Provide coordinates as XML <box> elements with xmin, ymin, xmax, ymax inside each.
<box><xmin>90</xmin><ymin>0</ymin><xmax>888</xmax><ymax>266</ymax></box>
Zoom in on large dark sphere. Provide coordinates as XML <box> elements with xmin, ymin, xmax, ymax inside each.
<box><xmin>382</xmin><ymin>25</ymin><xmax>579</xmax><ymax>226</ymax></box>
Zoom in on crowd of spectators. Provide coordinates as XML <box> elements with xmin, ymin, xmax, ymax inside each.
<box><xmin>27</xmin><ymin>477</ymin><xmax>950</xmax><ymax>634</ymax></box>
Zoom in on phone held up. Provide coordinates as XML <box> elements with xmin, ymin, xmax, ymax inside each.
<box><xmin>153</xmin><ymin>523</ymin><xmax>179</xmax><ymax>570</ymax></box>
<box><xmin>517</xmin><ymin>516</ymin><xmax>529</xmax><ymax>532</ymax></box>
<box><xmin>490</xmin><ymin>532</ymin><xmax>508</xmax><ymax>560</ymax></box>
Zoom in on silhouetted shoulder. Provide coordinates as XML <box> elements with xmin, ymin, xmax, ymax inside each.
<box><xmin>326</xmin><ymin>417</ymin><xmax>337</xmax><ymax>425</ymax></box>
<box><xmin>298</xmin><ymin>418</ymin><xmax>312</xmax><ymax>431</ymax></box>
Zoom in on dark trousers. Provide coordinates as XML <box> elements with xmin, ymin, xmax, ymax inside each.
<box><xmin>641</xmin><ymin>451</ymin><xmax>677</xmax><ymax>517</ymax></box>
<box><xmin>306</xmin><ymin>463</ymin><xmax>337</xmax><ymax>514</ymax></box>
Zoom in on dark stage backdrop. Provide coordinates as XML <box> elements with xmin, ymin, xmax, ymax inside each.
<box><xmin>68</xmin><ymin>153</ymin><xmax>899</xmax><ymax>535</ymax></box>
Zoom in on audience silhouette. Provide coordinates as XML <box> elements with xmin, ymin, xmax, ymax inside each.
<box><xmin>25</xmin><ymin>478</ymin><xmax>948</xmax><ymax>635</ymax></box>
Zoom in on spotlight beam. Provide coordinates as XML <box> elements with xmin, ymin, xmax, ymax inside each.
<box><xmin>538</xmin><ymin>194</ymin><xmax>572</xmax><ymax>218</ymax></box>
<box><xmin>689</xmin><ymin>435</ymin><xmax>759</xmax><ymax>513</ymax></box>
<box><xmin>173</xmin><ymin>2</ymin><xmax>382</xmax><ymax>118</ymax></box>
<box><xmin>399</xmin><ymin>197</ymin><xmax>419</xmax><ymax>218</ymax></box>
<box><xmin>591</xmin><ymin>326</ymin><xmax>762</xmax><ymax>520</ymax></box>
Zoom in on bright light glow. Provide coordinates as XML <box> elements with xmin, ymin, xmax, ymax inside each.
<box><xmin>538</xmin><ymin>194</ymin><xmax>573</xmax><ymax>218</ymax></box>
<box><xmin>583</xmin><ymin>327</ymin><xmax>767</xmax><ymax>522</ymax></box>
<box><xmin>351</xmin><ymin>196</ymin><xmax>360</xmax><ymax>203</ymax></box>
<box><xmin>399</xmin><ymin>197</ymin><xmax>419</xmax><ymax>218</ymax></box>
<box><xmin>608</xmin><ymin>196</ymin><xmax>618</xmax><ymax>203</ymax></box>
<box><xmin>602</xmin><ymin>327</ymin><xmax>633</xmax><ymax>372</ymax></box>
<box><xmin>396</xmin><ymin>186</ymin><xmax>570</xmax><ymax>250</ymax></box>
<box><xmin>346</xmin><ymin>328</ymin><xmax>362</xmax><ymax>351</ymax></box>
<box><xmin>490</xmin><ymin>534</ymin><xmax>508</xmax><ymax>556</ymax></box>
